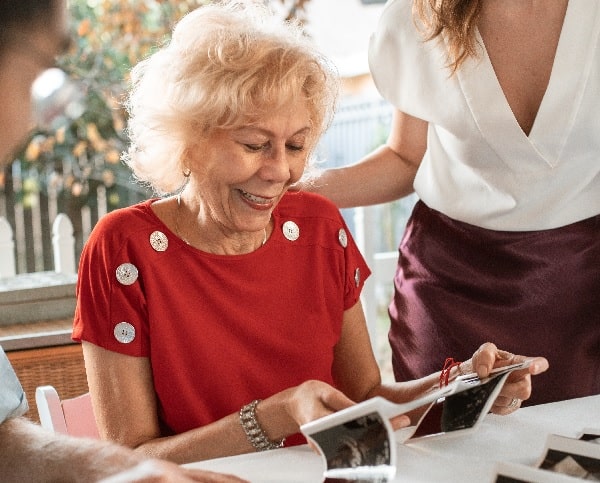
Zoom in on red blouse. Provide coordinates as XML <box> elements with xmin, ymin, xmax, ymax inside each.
<box><xmin>73</xmin><ymin>191</ymin><xmax>370</xmax><ymax>444</ymax></box>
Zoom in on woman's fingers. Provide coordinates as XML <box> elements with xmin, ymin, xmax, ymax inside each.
<box><xmin>491</xmin><ymin>394</ymin><xmax>523</xmax><ymax>415</ymax></box>
<box><xmin>469</xmin><ymin>343</ymin><xmax>549</xmax><ymax>414</ymax></box>
<box><xmin>525</xmin><ymin>356</ymin><xmax>550</xmax><ymax>375</ymax></box>
<box><xmin>287</xmin><ymin>380</ymin><xmax>356</xmax><ymax>427</ymax></box>
<box><xmin>491</xmin><ymin>356</ymin><xmax>549</xmax><ymax>414</ymax></box>
<box><xmin>471</xmin><ymin>342</ymin><xmax>499</xmax><ymax>377</ymax></box>
<box><xmin>471</xmin><ymin>343</ymin><xmax>549</xmax><ymax>378</ymax></box>
<box><xmin>389</xmin><ymin>414</ymin><xmax>412</xmax><ymax>431</ymax></box>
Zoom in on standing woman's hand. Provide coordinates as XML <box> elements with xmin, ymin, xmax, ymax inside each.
<box><xmin>461</xmin><ymin>342</ymin><xmax>549</xmax><ymax>414</ymax></box>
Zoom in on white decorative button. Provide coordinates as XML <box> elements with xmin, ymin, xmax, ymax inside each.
<box><xmin>114</xmin><ymin>322</ymin><xmax>135</xmax><ymax>344</ymax></box>
<box><xmin>282</xmin><ymin>221</ymin><xmax>300</xmax><ymax>241</ymax></box>
<box><xmin>116</xmin><ymin>263</ymin><xmax>138</xmax><ymax>285</ymax></box>
<box><xmin>338</xmin><ymin>228</ymin><xmax>348</xmax><ymax>248</ymax></box>
<box><xmin>150</xmin><ymin>231</ymin><xmax>168</xmax><ymax>252</ymax></box>
<box><xmin>354</xmin><ymin>268</ymin><xmax>361</xmax><ymax>287</ymax></box>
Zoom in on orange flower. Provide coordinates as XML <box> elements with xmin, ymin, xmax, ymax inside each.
<box><xmin>78</xmin><ymin>19</ymin><xmax>91</xmax><ymax>37</ymax></box>
<box><xmin>105</xmin><ymin>149</ymin><xmax>121</xmax><ymax>164</ymax></box>
<box><xmin>25</xmin><ymin>140</ymin><xmax>41</xmax><ymax>161</ymax></box>
<box><xmin>72</xmin><ymin>141</ymin><xmax>87</xmax><ymax>158</ymax></box>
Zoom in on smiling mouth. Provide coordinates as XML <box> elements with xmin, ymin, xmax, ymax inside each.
<box><xmin>238</xmin><ymin>189</ymin><xmax>273</xmax><ymax>205</ymax></box>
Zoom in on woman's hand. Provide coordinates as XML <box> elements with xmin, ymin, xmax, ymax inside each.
<box><xmin>259</xmin><ymin>380</ymin><xmax>357</xmax><ymax>455</ymax></box>
<box><xmin>254</xmin><ymin>380</ymin><xmax>356</xmax><ymax>449</ymax></box>
<box><xmin>290</xmin><ymin>380</ymin><xmax>357</xmax><ymax>423</ymax></box>
<box><xmin>463</xmin><ymin>342</ymin><xmax>549</xmax><ymax>415</ymax></box>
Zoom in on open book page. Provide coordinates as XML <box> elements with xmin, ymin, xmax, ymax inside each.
<box><xmin>301</xmin><ymin>361</ymin><xmax>530</xmax><ymax>481</ymax></box>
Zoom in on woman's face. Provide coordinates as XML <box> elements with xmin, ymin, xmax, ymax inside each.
<box><xmin>187</xmin><ymin>101</ymin><xmax>313</xmax><ymax>236</ymax></box>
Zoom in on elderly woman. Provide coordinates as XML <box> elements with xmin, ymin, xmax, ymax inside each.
<box><xmin>73</xmin><ymin>0</ymin><xmax>548</xmax><ymax>465</ymax></box>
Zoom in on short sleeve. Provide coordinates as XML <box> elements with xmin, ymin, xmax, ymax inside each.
<box><xmin>338</xmin><ymin>213</ymin><xmax>371</xmax><ymax>311</ymax></box>
<box><xmin>72</xmin><ymin>208</ymin><xmax>151</xmax><ymax>357</ymax></box>
<box><xmin>368</xmin><ymin>0</ymin><xmax>458</xmax><ymax>122</ymax></box>
<box><xmin>0</xmin><ymin>347</ymin><xmax>28</xmax><ymax>423</ymax></box>
<box><xmin>275</xmin><ymin>191</ymin><xmax>371</xmax><ymax>312</ymax></box>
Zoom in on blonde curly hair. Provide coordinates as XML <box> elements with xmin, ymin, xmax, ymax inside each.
<box><xmin>123</xmin><ymin>0</ymin><xmax>339</xmax><ymax>195</ymax></box>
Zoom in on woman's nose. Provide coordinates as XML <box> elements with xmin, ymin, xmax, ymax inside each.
<box><xmin>260</xmin><ymin>147</ymin><xmax>292</xmax><ymax>183</ymax></box>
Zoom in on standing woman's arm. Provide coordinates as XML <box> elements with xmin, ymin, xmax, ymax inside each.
<box><xmin>305</xmin><ymin>109</ymin><xmax>428</xmax><ymax>208</ymax></box>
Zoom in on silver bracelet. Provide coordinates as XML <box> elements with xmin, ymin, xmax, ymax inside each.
<box><xmin>239</xmin><ymin>399</ymin><xmax>285</xmax><ymax>451</ymax></box>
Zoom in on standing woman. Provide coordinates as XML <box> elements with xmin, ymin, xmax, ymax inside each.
<box><xmin>307</xmin><ymin>0</ymin><xmax>599</xmax><ymax>405</ymax></box>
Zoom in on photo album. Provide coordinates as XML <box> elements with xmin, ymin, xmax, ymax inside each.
<box><xmin>300</xmin><ymin>361</ymin><xmax>531</xmax><ymax>482</ymax></box>
<box><xmin>494</xmin><ymin>430</ymin><xmax>600</xmax><ymax>482</ymax></box>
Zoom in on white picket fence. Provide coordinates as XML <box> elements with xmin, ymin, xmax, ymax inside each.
<box><xmin>0</xmin><ymin>214</ymin><xmax>76</xmax><ymax>279</ymax></box>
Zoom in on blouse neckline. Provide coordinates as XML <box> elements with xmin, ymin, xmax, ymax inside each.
<box><xmin>455</xmin><ymin>0</ymin><xmax>600</xmax><ymax>170</ymax></box>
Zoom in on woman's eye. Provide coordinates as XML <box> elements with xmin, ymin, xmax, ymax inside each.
<box><xmin>245</xmin><ymin>143</ymin><xmax>266</xmax><ymax>151</ymax></box>
<box><xmin>242</xmin><ymin>142</ymin><xmax>303</xmax><ymax>152</ymax></box>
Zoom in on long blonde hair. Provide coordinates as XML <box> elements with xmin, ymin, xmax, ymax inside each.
<box><xmin>413</xmin><ymin>0</ymin><xmax>482</xmax><ymax>74</ymax></box>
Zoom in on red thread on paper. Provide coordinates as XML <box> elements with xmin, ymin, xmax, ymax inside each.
<box><xmin>439</xmin><ymin>357</ymin><xmax>462</xmax><ymax>388</ymax></box>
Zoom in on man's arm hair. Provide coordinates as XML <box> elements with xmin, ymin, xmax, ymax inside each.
<box><xmin>0</xmin><ymin>417</ymin><xmax>144</xmax><ymax>482</ymax></box>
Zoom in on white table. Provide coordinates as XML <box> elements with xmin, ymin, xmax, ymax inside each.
<box><xmin>186</xmin><ymin>395</ymin><xmax>600</xmax><ymax>482</ymax></box>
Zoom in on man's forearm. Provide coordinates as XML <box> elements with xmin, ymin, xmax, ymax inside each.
<box><xmin>0</xmin><ymin>417</ymin><xmax>142</xmax><ymax>482</ymax></box>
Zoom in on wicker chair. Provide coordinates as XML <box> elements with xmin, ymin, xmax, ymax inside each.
<box><xmin>6</xmin><ymin>344</ymin><xmax>89</xmax><ymax>424</ymax></box>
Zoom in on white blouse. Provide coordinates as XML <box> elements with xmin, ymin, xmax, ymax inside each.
<box><xmin>369</xmin><ymin>0</ymin><xmax>600</xmax><ymax>231</ymax></box>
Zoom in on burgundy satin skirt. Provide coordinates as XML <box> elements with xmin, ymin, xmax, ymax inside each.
<box><xmin>389</xmin><ymin>201</ymin><xmax>600</xmax><ymax>406</ymax></box>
